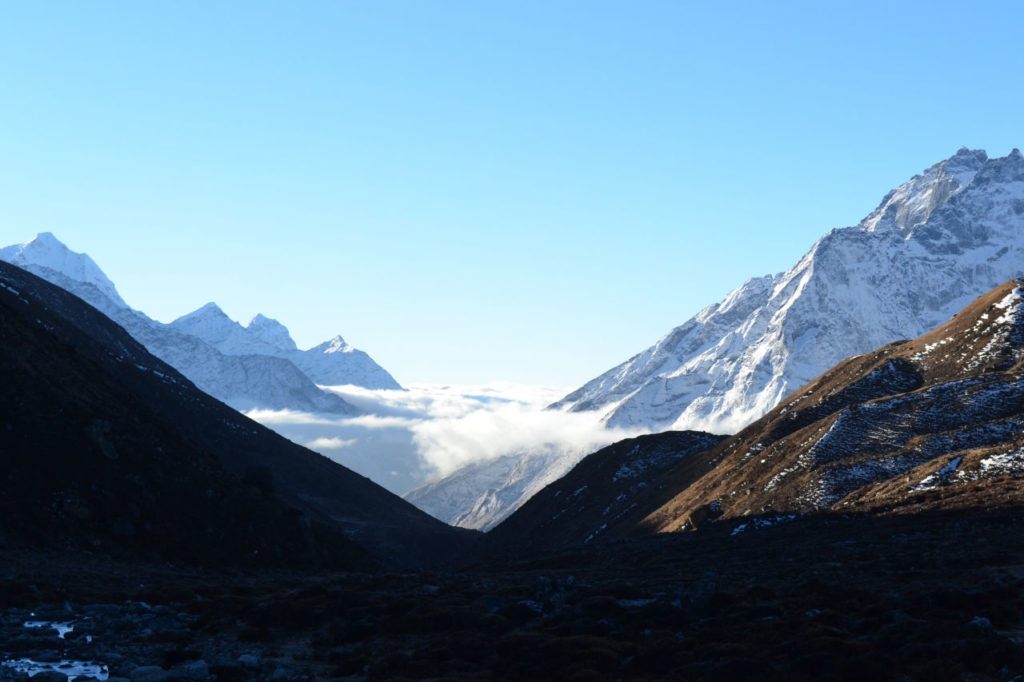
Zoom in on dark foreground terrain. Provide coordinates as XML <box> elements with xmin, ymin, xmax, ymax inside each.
<box><xmin>4</xmin><ymin>509</ymin><xmax>1024</xmax><ymax>682</ymax></box>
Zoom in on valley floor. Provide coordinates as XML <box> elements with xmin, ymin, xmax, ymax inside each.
<box><xmin>4</xmin><ymin>509</ymin><xmax>1024</xmax><ymax>681</ymax></box>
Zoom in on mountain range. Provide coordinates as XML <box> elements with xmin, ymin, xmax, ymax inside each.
<box><xmin>7</xmin><ymin>148</ymin><xmax>1024</xmax><ymax>540</ymax></box>
<box><xmin>413</xmin><ymin>147</ymin><xmax>1024</xmax><ymax>529</ymax></box>
<box><xmin>0</xmin><ymin>233</ymin><xmax>399</xmax><ymax>415</ymax></box>
<box><xmin>7</xmin><ymin>156</ymin><xmax>1024</xmax><ymax>680</ymax></box>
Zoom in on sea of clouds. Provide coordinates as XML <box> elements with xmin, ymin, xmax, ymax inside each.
<box><xmin>246</xmin><ymin>383</ymin><xmax>644</xmax><ymax>499</ymax></box>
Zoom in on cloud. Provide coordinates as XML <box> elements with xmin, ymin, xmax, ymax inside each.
<box><xmin>338</xmin><ymin>414</ymin><xmax>422</xmax><ymax>429</ymax></box>
<box><xmin>244</xmin><ymin>408</ymin><xmax>342</xmax><ymax>425</ymax></box>
<box><xmin>408</xmin><ymin>399</ymin><xmax>639</xmax><ymax>478</ymax></box>
<box><xmin>245</xmin><ymin>383</ymin><xmax>647</xmax><ymax>495</ymax></box>
<box><xmin>303</xmin><ymin>436</ymin><xmax>357</xmax><ymax>450</ymax></box>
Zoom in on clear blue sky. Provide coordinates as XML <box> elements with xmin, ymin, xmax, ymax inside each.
<box><xmin>2</xmin><ymin>1</ymin><xmax>1023</xmax><ymax>385</ymax></box>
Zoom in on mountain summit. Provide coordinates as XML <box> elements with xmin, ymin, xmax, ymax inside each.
<box><xmin>552</xmin><ymin>148</ymin><xmax>1024</xmax><ymax>433</ymax></box>
<box><xmin>0</xmin><ymin>232</ymin><xmax>127</xmax><ymax>308</ymax></box>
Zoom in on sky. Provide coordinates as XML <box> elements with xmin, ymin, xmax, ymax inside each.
<box><xmin>3</xmin><ymin>1</ymin><xmax>1024</xmax><ymax>386</ymax></box>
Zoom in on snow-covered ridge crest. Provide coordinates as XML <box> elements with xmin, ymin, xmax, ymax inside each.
<box><xmin>552</xmin><ymin>147</ymin><xmax>1024</xmax><ymax>434</ymax></box>
<box><xmin>0</xmin><ymin>233</ymin><xmax>127</xmax><ymax>308</ymax></box>
<box><xmin>170</xmin><ymin>306</ymin><xmax>401</xmax><ymax>390</ymax></box>
<box><xmin>170</xmin><ymin>302</ymin><xmax>299</xmax><ymax>356</ymax></box>
<box><xmin>861</xmin><ymin>146</ymin><xmax>988</xmax><ymax>235</ymax></box>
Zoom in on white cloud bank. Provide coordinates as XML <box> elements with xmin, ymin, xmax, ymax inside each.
<box><xmin>244</xmin><ymin>383</ymin><xmax>647</xmax><ymax>497</ymax></box>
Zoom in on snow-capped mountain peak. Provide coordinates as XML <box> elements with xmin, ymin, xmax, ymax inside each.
<box><xmin>0</xmin><ymin>233</ymin><xmax>127</xmax><ymax>308</ymax></box>
<box><xmin>247</xmin><ymin>313</ymin><xmax>298</xmax><ymax>352</ymax></box>
<box><xmin>168</xmin><ymin>305</ymin><xmax>400</xmax><ymax>389</ymax></box>
<box><xmin>552</xmin><ymin>148</ymin><xmax>1024</xmax><ymax>435</ymax></box>
<box><xmin>295</xmin><ymin>334</ymin><xmax>402</xmax><ymax>388</ymax></box>
<box><xmin>170</xmin><ymin>302</ymin><xmax>249</xmax><ymax>351</ymax></box>
<box><xmin>317</xmin><ymin>335</ymin><xmax>351</xmax><ymax>354</ymax></box>
<box><xmin>861</xmin><ymin>147</ymin><xmax>987</xmax><ymax>236</ymax></box>
<box><xmin>177</xmin><ymin>301</ymin><xmax>230</xmax><ymax>322</ymax></box>
<box><xmin>195</xmin><ymin>301</ymin><xmax>226</xmax><ymax>315</ymax></box>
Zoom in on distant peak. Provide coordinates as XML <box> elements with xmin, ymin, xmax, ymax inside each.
<box><xmin>246</xmin><ymin>313</ymin><xmax>297</xmax><ymax>351</ymax></box>
<box><xmin>198</xmin><ymin>301</ymin><xmax>225</xmax><ymax>315</ymax></box>
<box><xmin>249</xmin><ymin>313</ymin><xmax>273</xmax><ymax>324</ymax></box>
<box><xmin>31</xmin><ymin>231</ymin><xmax>63</xmax><ymax>245</ymax></box>
<box><xmin>317</xmin><ymin>335</ymin><xmax>351</xmax><ymax>354</ymax></box>
<box><xmin>175</xmin><ymin>302</ymin><xmax>230</xmax><ymax>322</ymax></box>
<box><xmin>248</xmin><ymin>313</ymin><xmax>286</xmax><ymax>329</ymax></box>
<box><xmin>21</xmin><ymin>232</ymin><xmax>72</xmax><ymax>252</ymax></box>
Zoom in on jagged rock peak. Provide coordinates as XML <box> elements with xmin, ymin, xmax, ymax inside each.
<box><xmin>860</xmin><ymin>148</ymin><xmax>988</xmax><ymax>235</ymax></box>
<box><xmin>971</xmin><ymin>147</ymin><xmax>1024</xmax><ymax>185</ymax></box>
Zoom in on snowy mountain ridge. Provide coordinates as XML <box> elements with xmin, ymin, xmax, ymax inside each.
<box><xmin>0</xmin><ymin>232</ymin><xmax>127</xmax><ymax>308</ymax></box>
<box><xmin>552</xmin><ymin>147</ymin><xmax>1024</xmax><ymax>433</ymax></box>
<box><xmin>169</xmin><ymin>302</ymin><xmax>293</xmax><ymax>356</ymax></box>
<box><xmin>169</xmin><ymin>300</ymin><xmax>400</xmax><ymax>390</ymax></box>
<box><xmin>408</xmin><ymin>147</ymin><xmax>1024</xmax><ymax>530</ymax></box>
<box><xmin>0</xmin><ymin>233</ymin><xmax>399</xmax><ymax>411</ymax></box>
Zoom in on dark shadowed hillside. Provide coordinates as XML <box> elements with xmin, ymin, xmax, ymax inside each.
<box><xmin>487</xmin><ymin>431</ymin><xmax>724</xmax><ymax>551</ymax></box>
<box><xmin>0</xmin><ymin>262</ymin><xmax>474</xmax><ymax>568</ymax></box>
